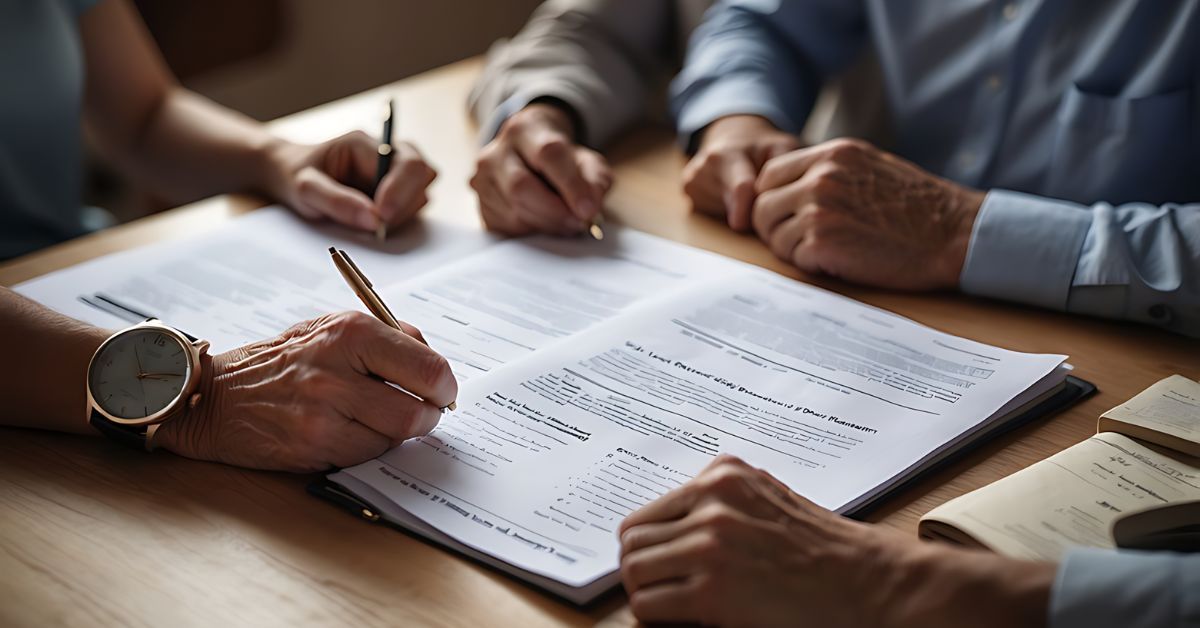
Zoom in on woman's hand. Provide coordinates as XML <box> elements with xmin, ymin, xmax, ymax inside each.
<box><xmin>267</xmin><ymin>133</ymin><xmax>438</xmax><ymax>234</ymax></box>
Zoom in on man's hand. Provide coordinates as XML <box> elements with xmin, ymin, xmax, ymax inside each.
<box><xmin>154</xmin><ymin>311</ymin><xmax>457</xmax><ymax>472</ymax></box>
<box><xmin>471</xmin><ymin>102</ymin><xmax>613</xmax><ymax>236</ymax></box>
<box><xmin>268</xmin><ymin>133</ymin><xmax>438</xmax><ymax>233</ymax></box>
<box><xmin>752</xmin><ymin>138</ymin><xmax>986</xmax><ymax>290</ymax></box>
<box><xmin>682</xmin><ymin>115</ymin><xmax>801</xmax><ymax>231</ymax></box>
<box><xmin>618</xmin><ymin>455</ymin><xmax>1055</xmax><ymax>628</ymax></box>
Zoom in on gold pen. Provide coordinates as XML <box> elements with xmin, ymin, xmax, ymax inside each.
<box><xmin>588</xmin><ymin>212</ymin><xmax>605</xmax><ymax>241</ymax></box>
<box><xmin>329</xmin><ymin>246</ymin><xmax>457</xmax><ymax>412</ymax></box>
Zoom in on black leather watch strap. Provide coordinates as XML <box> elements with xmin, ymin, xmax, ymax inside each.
<box><xmin>89</xmin><ymin>411</ymin><xmax>150</xmax><ymax>451</ymax></box>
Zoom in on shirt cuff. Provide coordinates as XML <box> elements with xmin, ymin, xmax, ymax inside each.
<box><xmin>477</xmin><ymin>83</ymin><xmax>594</xmax><ymax>147</ymax></box>
<box><xmin>1050</xmin><ymin>548</ymin><xmax>1200</xmax><ymax>628</ymax></box>
<box><xmin>960</xmin><ymin>190</ymin><xmax>1093</xmax><ymax>310</ymax></box>
<box><xmin>671</xmin><ymin>73</ymin><xmax>805</xmax><ymax>153</ymax></box>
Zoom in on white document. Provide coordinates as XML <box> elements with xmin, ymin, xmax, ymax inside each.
<box><xmin>16</xmin><ymin>207</ymin><xmax>496</xmax><ymax>352</ymax></box>
<box><xmin>335</xmin><ymin>269</ymin><xmax>1067</xmax><ymax>588</ymax></box>
<box><xmin>17</xmin><ymin>208</ymin><xmax>735</xmax><ymax>368</ymax></box>
<box><xmin>376</xmin><ymin>231</ymin><xmax>736</xmax><ymax>381</ymax></box>
<box><xmin>18</xmin><ymin>209</ymin><xmax>1070</xmax><ymax>595</ymax></box>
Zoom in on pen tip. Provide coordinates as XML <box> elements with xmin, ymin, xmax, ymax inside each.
<box><xmin>589</xmin><ymin>223</ymin><xmax>605</xmax><ymax>241</ymax></box>
<box><xmin>327</xmin><ymin>246</ymin><xmax>337</xmax><ymax>254</ymax></box>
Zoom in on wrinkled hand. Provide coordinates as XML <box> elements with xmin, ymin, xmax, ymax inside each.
<box><xmin>471</xmin><ymin>102</ymin><xmax>612</xmax><ymax>236</ymax></box>
<box><xmin>683</xmin><ymin>115</ymin><xmax>801</xmax><ymax>231</ymax></box>
<box><xmin>618</xmin><ymin>455</ymin><xmax>889</xmax><ymax>627</ymax></box>
<box><xmin>752</xmin><ymin>138</ymin><xmax>985</xmax><ymax>290</ymax></box>
<box><xmin>618</xmin><ymin>455</ymin><xmax>1056</xmax><ymax>628</ymax></box>
<box><xmin>269</xmin><ymin>132</ymin><xmax>437</xmax><ymax>233</ymax></box>
<box><xmin>154</xmin><ymin>311</ymin><xmax>458</xmax><ymax>472</ymax></box>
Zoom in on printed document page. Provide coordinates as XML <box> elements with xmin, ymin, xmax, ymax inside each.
<box><xmin>17</xmin><ymin>209</ymin><xmax>735</xmax><ymax>370</ymax></box>
<box><xmin>1100</xmin><ymin>375</ymin><xmax>1200</xmax><ymax>454</ymax></box>
<box><xmin>16</xmin><ymin>207</ymin><xmax>494</xmax><ymax>352</ymax></box>
<box><xmin>922</xmin><ymin>432</ymin><xmax>1200</xmax><ymax>560</ymax></box>
<box><xmin>338</xmin><ymin>269</ymin><xmax>1066</xmax><ymax>587</ymax></box>
<box><xmin>376</xmin><ymin>230</ymin><xmax>736</xmax><ymax>381</ymax></box>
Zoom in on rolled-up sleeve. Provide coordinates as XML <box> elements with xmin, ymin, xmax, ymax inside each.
<box><xmin>1050</xmin><ymin>548</ymin><xmax>1200</xmax><ymax>628</ymax></box>
<box><xmin>961</xmin><ymin>190</ymin><xmax>1200</xmax><ymax>338</ymax></box>
<box><xmin>670</xmin><ymin>0</ymin><xmax>867</xmax><ymax>151</ymax></box>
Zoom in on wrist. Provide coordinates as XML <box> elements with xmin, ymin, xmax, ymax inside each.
<box><xmin>258</xmin><ymin>137</ymin><xmax>305</xmax><ymax>203</ymax></box>
<box><xmin>938</xmin><ymin>185</ymin><xmax>985</xmax><ymax>289</ymax></box>
<box><xmin>886</xmin><ymin>543</ymin><xmax>1054</xmax><ymax>628</ymax></box>
<box><xmin>698</xmin><ymin>114</ymin><xmax>779</xmax><ymax>150</ymax></box>
<box><xmin>151</xmin><ymin>349</ymin><xmax>230</xmax><ymax>461</ymax></box>
<box><xmin>513</xmin><ymin>100</ymin><xmax>578</xmax><ymax>142</ymax></box>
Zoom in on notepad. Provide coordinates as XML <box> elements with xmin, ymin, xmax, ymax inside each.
<box><xmin>16</xmin><ymin>208</ymin><xmax>1083</xmax><ymax>604</ymax></box>
<box><xmin>919</xmin><ymin>375</ymin><xmax>1200</xmax><ymax>560</ymax></box>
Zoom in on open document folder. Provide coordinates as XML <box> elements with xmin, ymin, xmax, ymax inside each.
<box><xmin>16</xmin><ymin>207</ymin><xmax>1090</xmax><ymax>604</ymax></box>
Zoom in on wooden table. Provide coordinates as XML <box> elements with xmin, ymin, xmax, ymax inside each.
<box><xmin>2</xmin><ymin>57</ymin><xmax>1197</xmax><ymax>628</ymax></box>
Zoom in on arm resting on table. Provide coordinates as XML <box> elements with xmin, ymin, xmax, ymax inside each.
<box><xmin>962</xmin><ymin>191</ymin><xmax>1200</xmax><ymax>338</ymax></box>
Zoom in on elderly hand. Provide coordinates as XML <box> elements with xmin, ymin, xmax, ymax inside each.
<box><xmin>752</xmin><ymin>138</ymin><xmax>985</xmax><ymax>290</ymax></box>
<box><xmin>471</xmin><ymin>102</ymin><xmax>612</xmax><ymax>236</ymax></box>
<box><xmin>153</xmin><ymin>311</ymin><xmax>457</xmax><ymax>472</ymax></box>
<box><xmin>268</xmin><ymin>132</ymin><xmax>438</xmax><ymax>234</ymax></box>
<box><xmin>683</xmin><ymin>115</ymin><xmax>801</xmax><ymax>231</ymax></box>
<box><xmin>618</xmin><ymin>455</ymin><xmax>1056</xmax><ymax>628</ymax></box>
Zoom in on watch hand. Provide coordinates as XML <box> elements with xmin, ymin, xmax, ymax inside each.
<box><xmin>138</xmin><ymin>372</ymin><xmax>182</xmax><ymax>379</ymax></box>
<box><xmin>133</xmin><ymin>343</ymin><xmax>145</xmax><ymax>375</ymax></box>
<box><xmin>133</xmin><ymin>345</ymin><xmax>147</xmax><ymax>400</ymax></box>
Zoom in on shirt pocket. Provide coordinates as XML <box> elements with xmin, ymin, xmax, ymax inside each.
<box><xmin>1045</xmin><ymin>84</ymin><xmax>1195</xmax><ymax>205</ymax></box>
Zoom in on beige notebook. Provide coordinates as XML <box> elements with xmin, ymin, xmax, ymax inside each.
<box><xmin>919</xmin><ymin>375</ymin><xmax>1200</xmax><ymax>560</ymax></box>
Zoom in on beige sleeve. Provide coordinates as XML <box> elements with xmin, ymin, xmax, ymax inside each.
<box><xmin>467</xmin><ymin>0</ymin><xmax>675</xmax><ymax>148</ymax></box>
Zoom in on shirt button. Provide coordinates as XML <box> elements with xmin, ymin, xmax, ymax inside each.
<box><xmin>1003</xmin><ymin>3</ymin><xmax>1019</xmax><ymax>20</ymax></box>
<box><xmin>1148</xmin><ymin>304</ymin><xmax>1173</xmax><ymax>323</ymax></box>
<box><xmin>986</xmin><ymin>74</ymin><xmax>1004</xmax><ymax>91</ymax></box>
<box><xmin>958</xmin><ymin>151</ymin><xmax>976</xmax><ymax>168</ymax></box>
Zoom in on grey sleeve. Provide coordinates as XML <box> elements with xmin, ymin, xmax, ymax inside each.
<box><xmin>467</xmin><ymin>0</ymin><xmax>675</xmax><ymax>148</ymax></box>
<box><xmin>1051</xmin><ymin>548</ymin><xmax>1200</xmax><ymax>628</ymax></box>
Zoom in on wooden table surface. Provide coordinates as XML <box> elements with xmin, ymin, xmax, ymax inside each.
<box><xmin>2</xmin><ymin>57</ymin><xmax>1198</xmax><ymax>628</ymax></box>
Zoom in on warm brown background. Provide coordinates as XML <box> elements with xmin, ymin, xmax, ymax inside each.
<box><xmin>137</xmin><ymin>0</ymin><xmax>543</xmax><ymax>119</ymax></box>
<box><xmin>94</xmin><ymin>0</ymin><xmax>543</xmax><ymax>218</ymax></box>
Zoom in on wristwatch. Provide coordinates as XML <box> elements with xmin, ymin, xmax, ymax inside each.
<box><xmin>85</xmin><ymin>319</ymin><xmax>209</xmax><ymax>451</ymax></box>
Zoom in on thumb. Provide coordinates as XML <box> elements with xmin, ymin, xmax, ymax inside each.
<box><xmin>721</xmin><ymin>155</ymin><xmax>757</xmax><ymax>232</ymax></box>
<box><xmin>294</xmin><ymin>166</ymin><xmax>377</xmax><ymax>231</ymax></box>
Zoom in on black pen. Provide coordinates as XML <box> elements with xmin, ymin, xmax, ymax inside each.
<box><xmin>373</xmin><ymin>98</ymin><xmax>395</xmax><ymax>242</ymax></box>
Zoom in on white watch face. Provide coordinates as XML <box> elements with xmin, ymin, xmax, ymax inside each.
<box><xmin>89</xmin><ymin>328</ymin><xmax>191</xmax><ymax>420</ymax></box>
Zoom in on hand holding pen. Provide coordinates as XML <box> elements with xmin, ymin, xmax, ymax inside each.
<box><xmin>369</xmin><ymin>98</ymin><xmax>439</xmax><ymax>241</ymax></box>
<box><xmin>267</xmin><ymin>98</ymin><xmax>438</xmax><ymax>237</ymax></box>
<box><xmin>330</xmin><ymin>246</ymin><xmax>458</xmax><ymax>412</ymax></box>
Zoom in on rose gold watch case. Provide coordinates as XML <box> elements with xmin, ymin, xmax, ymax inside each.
<box><xmin>85</xmin><ymin>319</ymin><xmax>209</xmax><ymax>428</ymax></box>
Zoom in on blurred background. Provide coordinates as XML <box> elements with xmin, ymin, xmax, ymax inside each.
<box><xmin>93</xmin><ymin>0</ymin><xmax>542</xmax><ymax>217</ymax></box>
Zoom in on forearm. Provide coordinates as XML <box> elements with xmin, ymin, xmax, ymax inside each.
<box><xmin>79</xmin><ymin>0</ymin><xmax>295</xmax><ymax>208</ymax></box>
<box><xmin>101</xmin><ymin>87</ymin><xmax>294</xmax><ymax>206</ymax></box>
<box><xmin>0</xmin><ymin>289</ymin><xmax>110</xmax><ymax>435</ymax></box>
<box><xmin>671</xmin><ymin>1</ymin><xmax>865</xmax><ymax>149</ymax></box>
<box><xmin>468</xmin><ymin>0</ymin><xmax>670</xmax><ymax>147</ymax></box>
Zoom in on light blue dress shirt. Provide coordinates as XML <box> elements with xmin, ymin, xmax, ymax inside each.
<box><xmin>0</xmin><ymin>0</ymin><xmax>103</xmax><ymax>260</ymax></box>
<box><xmin>671</xmin><ymin>0</ymin><xmax>1200</xmax><ymax>338</ymax></box>
<box><xmin>1054</xmin><ymin>548</ymin><xmax>1200</xmax><ymax>628</ymax></box>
